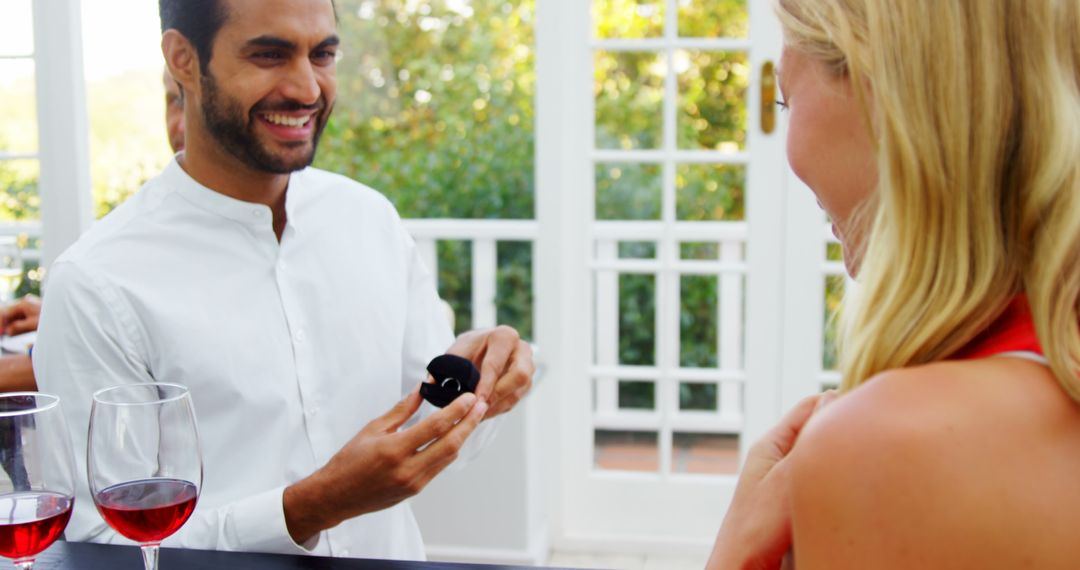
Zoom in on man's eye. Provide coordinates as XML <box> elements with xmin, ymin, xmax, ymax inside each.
<box><xmin>312</xmin><ymin>50</ymin><xmax>338</xmax><ymax>65</ymax></box>
<box><xmin>254</xmin><ymin>51</ymin><xmax>285</xmax><ymax>61</ymax></box>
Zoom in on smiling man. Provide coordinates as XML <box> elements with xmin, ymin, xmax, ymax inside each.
<box><xmin>33</xmin><ymin>0</ymin><xmax>533</xmax><ymax>560</ymax></box>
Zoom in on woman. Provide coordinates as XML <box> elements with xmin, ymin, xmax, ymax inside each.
<box><xmin>709</xmin><ymin>0</ymin><xmax>1080</xmax><ymax>567</ymax></box>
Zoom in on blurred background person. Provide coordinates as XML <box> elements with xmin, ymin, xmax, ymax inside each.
<box><xmin>0</xmin><ymin>295</ymin><xmax>40</xmax><ymax>392</ymax></box>
<box><xmin>164</xmin><ymin>67</ymin><xmax>185</xmax><ymax>153</ymax></box>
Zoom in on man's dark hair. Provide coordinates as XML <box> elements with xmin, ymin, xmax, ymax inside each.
<box><xmin>159</xmin><ymin>0</ymin><xmax>338</xmax><ymax>75</ymax></box>
<box><xmin>159</xmin><ymin>0</ymin><xmax>228</xmax><ymax>74</ymax></box>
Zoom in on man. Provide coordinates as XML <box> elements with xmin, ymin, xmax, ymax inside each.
<box><xmin>0</xmin><ymin>295</ymin><xmax>40</xmax><ymax>392</ymax></box>
<box><xmin>34</xmin><ymin>0</ymin><xmax>533</xmax><ymax>559</ymax></box>
<box><xmin>163</xmin><ymin>67</ymin><xmax>186</xmax><ymax>153</ymax></box>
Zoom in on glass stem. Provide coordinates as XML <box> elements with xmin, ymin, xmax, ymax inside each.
<box><xmin>141</xmin><ymin>544</ymin><xmax>160</xmax><ymax>570</ymax></box>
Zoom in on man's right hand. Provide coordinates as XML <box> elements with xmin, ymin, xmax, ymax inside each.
<box><xmin>282</xmin><ymin>385</ymin><xmax>488</xmax><ymax>544</ymax></box>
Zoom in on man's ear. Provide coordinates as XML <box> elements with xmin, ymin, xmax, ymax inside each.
<box><xmin>162</xmin><ymin>30</ymin><xmax>199</xmax><ymax>96</ymax></box>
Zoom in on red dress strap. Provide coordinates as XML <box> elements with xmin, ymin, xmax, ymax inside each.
<box><xmin>951</xmin><ymin>295</ymin><xmax>1043</xmax><ymax>360</ymax></box>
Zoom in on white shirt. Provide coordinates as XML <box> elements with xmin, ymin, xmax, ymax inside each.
<box><xmin>34</xmin><ymin>159</ymin><xmax>455</xmax><ymax>559</ymax></box>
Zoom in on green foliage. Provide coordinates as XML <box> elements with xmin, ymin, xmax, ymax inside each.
<box><xmin>824</xmin><ymin>274</ymin><xmax>845</xmax><ymax>371</ymax></box>
<box><xmin>86</xmin><ymin>70</ymin><xmax>173</xmax><ymax>217</ymax></box>
<box><xmin>0</xmin><ymin>157</ymin><xmax>39</xmax><ymax>221</ymax></box>
<box><xmin>676</xmin><ymin>164</ymin><xmax>745</xmax><ymax>221</ymax></box>
<box><xmin>593</xmin><ymin>0</ymin><xmax>665</xmax><ymax>39</ymax></box>
<box><xmin>318</xmin><ymin>0</ymin><xmax>537</xmax><ymax>339</ymax></box>
<box><xmin>619</xmin><ymin>273</ymin><xmax>655</xmax><ymax>365</ymax></box>
<box><xmin>618</xmin><ymin>380</ymin><xmax>655</xmax><ymax>409</ymax></box>
<box><xmin>680</xmin><ymin>275</ymin><xmax>717</xmax><ymax>368</ymax></box>
<box><xmin>677</xmin><ymin>51</ymin><xmax>749</xmax><ymax>151</ymax></box>
<box><xmin>317</xmin><ymin>0</ymin><xmax>534</xmax><ymax>220</ymax></box>
<box><xmin>596</xmin><ymin>162</ymin><xmax>661</xmax><ymax>220</ymax></box>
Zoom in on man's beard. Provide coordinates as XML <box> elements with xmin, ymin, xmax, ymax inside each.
<box><xmin>200</xmin><ymin>71</ymin><xmax>329</xmax><ymax>174</ymax></box>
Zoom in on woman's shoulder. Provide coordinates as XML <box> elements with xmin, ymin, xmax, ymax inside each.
<box><xmin>787</xmin><ymin>358</ymin><xmax>1080</xmax><ymax>568</ymax></box>
<box><xmin>802</xmin><ymin>357</ymin><xmax>1076</xmax><ymax>446</ymax></box>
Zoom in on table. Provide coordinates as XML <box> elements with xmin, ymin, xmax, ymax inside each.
<box><xmin>31</xmin><ymin>541</ymin><xmax>564</xmax><ymax>569</ymax></box>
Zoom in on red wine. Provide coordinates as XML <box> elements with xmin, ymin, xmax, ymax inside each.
<box><xmin>95</xmin><ymin>478</ymin><xmax>197</xmax><ymax>544</ymax></box>
<box><xmin>0</xmin><ymin>492</ymin><xmax>73</xmax><ymax>560</ymax></box>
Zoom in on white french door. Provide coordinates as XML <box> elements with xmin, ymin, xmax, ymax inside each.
<box><xmin>535</xmin><ymin>0</ymin><xmax>834</xmax><ymax>554</ymax></box>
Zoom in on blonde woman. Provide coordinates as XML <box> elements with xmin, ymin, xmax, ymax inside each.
<box><xmin>708</xmin><ymin>0</ymin><xmax>1080</xmax><ymax>567</ymax></box>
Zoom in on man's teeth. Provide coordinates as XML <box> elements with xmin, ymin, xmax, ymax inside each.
<box><xmin>263</xmin><ymin>113</ymin><xmax>310</xmax><ymax>127</ymax></box>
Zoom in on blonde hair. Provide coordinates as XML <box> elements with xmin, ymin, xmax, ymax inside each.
<box><xmin>776</xmin><ymin>0</ymin><xmax>1080</xmax><ymax>399</ymax></box>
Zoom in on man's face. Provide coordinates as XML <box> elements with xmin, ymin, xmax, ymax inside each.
<box><xmin>195</xmin><ymin>0</ymin><xmax>338</xmax><ymax>174</ymax></box>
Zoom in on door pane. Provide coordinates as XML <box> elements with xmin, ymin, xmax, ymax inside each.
<box><xmin>672</xmin><ymin>432</ymin><xmax>739</xmax><ymax>474</ymax></box>
<box><xmin>596</xmin><ymin>162</ymin><xmax>663</xmax><ymax>220</ymax></box>
<box><xmin>619</xmin><ymin>380</ymin><xmax>656</xmax><ymax>410</ymax></box>
<box><xmin>595</xmin><ymin>51</ymin><xmax>665</xmax><ymax>150</ymax></box>
<box><xmin>676</xmin><ymin>164</ymin><xmax>746</xmax><ymax>221</ymax></box>
<box><xmin>680</xmin><ymin>275</ymin><xmax>718</xmax><ymax>368</ymax></box>
<box><xmin>595</xmin><ymin>430</ymin><xmax>659</xmax><ymax>472</ymax></box>
<box><xmin>620</xmin><ymin>273</ymin><xmax>656</xmax><ymax>366</ymax></box>
<box><xmin>620</xmin><ymin>241</ymin><xmax>657</xmax><ymax>259</ymax></box>
<box><xmin>676</xmin><ymin>50</ymin><xmax>749</xmax><ymax>151</ymax></box>
<box><xmin>592</xmin><ymin>0</ymin><xmax>665</xmax><ymax>39</ymax></box>
<box><xmin>679</xmin><ymin>242</ymin><xmax>720</xmax><ymax>260</ymax></box>
<box><xmin>679</xmin><ymin>382</ymin><xmax>718</xmax><ymax>411</ymax></box>
<box><xmin>677</xmin><ymin>0</ymin><xmax>749</xmax><ymax>39</ymax></box>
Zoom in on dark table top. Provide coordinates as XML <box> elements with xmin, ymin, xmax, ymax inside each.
<box><xmin>30</xmin><ymin>541</ymin><xmax>563</xmax><ymax>569</ymax></box>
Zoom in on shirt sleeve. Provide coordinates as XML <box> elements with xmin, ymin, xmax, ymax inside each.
<box><xmin>398</xmin><ymin>226</ymin><xmax>456</xmax><ymax>399</ymax></box>
<box><xmin>396</xmin><ymin>224</ymin><xmax>501</xmax><ymax>465</ymax></box>
<box><xmin>34</xmin><ymin>261</ymin><xmax>317</xmax><ymax>555</ymax></box>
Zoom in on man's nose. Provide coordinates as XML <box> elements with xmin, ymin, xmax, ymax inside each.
<box><xmin>282</xmin><ymin>58</ymin><xmax>320</xmax><ymax>105</ymax></box>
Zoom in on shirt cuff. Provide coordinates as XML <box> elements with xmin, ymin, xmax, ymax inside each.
<box><xmin>228</xmin><ymin>485</ymin><xmax>321</xmax><ymax>554</ymax></box>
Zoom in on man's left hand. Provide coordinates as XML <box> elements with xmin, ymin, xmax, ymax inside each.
<box><xmin>447</xmin><ymin>325</ymin><xmax>534</xmax><ymax>418</ymax></box>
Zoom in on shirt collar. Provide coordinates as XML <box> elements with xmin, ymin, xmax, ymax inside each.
<box><xmin>164</xmin><ymin>158</ymin><xmax>302</xmax><ymax>232</ymax></box>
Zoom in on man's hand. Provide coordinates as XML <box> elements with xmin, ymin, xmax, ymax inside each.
<box><xmin>447</xmin><ymin>325</ymin><xmax>534</xmax><ymax>418</ymax></box>
<box><xmin>283</xmin><ymin>386</ymin><xmax>488</xmax><ymax>544</ymax></box>
<box><xmin>0</xmin><ymin>295</ymin><xmax>41</xmax><ymax>336</ymax></box>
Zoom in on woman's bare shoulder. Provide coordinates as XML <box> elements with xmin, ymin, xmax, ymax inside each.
<box><xmin>787</xmin><ymin>359</ymin><xmax>1080</xmax><ymax>569</ymax></box>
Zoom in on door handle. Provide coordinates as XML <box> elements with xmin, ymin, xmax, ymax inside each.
<box><xmin>761</xmin><ymin>61</ymin><xmax>776</xmax><ymax>135</ymax></box>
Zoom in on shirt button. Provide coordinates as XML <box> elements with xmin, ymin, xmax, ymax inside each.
<box><xmin>305</xmin><ymin>406</ymin><xmax>319</xmax><ymax>418</ymax></box>
<box><xmin>295</xmin><ymin>329</ymin><xmax>307</xmax><ymax>342</ymax></box>
<box><xmin>251</xmin><ymin>209</ymin><xmax>262</xmax><ymax>217</ymax></box>
<box><xmin>340</xmin><ymin>549</ymin><xmax>350</xmax><ymax>556</ymax></box>
<box><xmin>278</xmin><ymin>260</ymin><xmax>287</xmax><ymax>271</ymax></box>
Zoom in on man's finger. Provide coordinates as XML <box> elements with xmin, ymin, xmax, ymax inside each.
<box><xmin>474</xmin><ymin>327</ymin><xmax>519</xmax><ymax>402</ymax></box>
<box><xmin>485</xmin><ymin>341</ymin><xmax>532</xmax><ymax>407</ymax></box>
<box><xmin>374</xmin><ymin>385</ymin><xmax>424</xmax><ymax>433</ymax></box>
<box><xmin>414</xmin><ymin>398</ymin><xmax>488</xmax><ymax>471</ymax></box>
<box><xmin>396</xmin><ymin>393</ymin><xmax>477</xmax><ymax>450</ymax></box>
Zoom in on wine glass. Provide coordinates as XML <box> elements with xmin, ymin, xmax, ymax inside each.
<box><xmin>88</xmin><ymin>383</ymin><xmax>202</xmax><ymax>570</ymax></box>
<box><xmin>0</xmin><ymin>393</ymin><xmax>77</xmax><ymax>570</ymax></box>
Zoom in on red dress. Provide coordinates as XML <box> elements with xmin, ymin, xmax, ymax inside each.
<box><xmin>950</xmin><ymin>296</ymin><xmax>1044</xmax><ymax>360</ymax></box>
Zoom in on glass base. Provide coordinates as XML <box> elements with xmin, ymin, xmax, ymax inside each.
<box><xmin>141</xmin><ymin>544</ymin><xmax>160</xmax><ymax>570</ymax></box>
